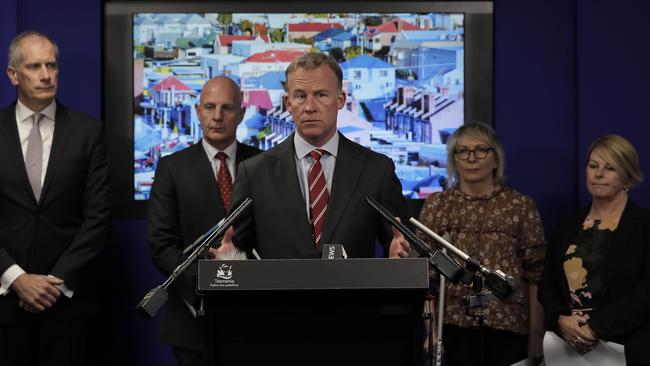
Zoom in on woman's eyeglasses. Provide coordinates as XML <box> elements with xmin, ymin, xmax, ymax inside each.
<box><xmin>454</xmin><ymin>146</ymin><xmax>494</xmax><ymax>160</ymax></box>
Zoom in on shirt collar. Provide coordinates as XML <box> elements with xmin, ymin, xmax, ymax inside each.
<box><xmin>16</xmin><ymin>99</ymin><xmax>56</xmax><ymax>123</ymax></box>
<box><xmin>202</xmin><ymin>138</ymin><xmax>237</xmax><ymax>162</ymax></box>
<box><xmin>294</xmin><ymin>131</ymin><xmax>339</xmax><ymax>160</ymax></box>
<box><xmin>452</xmin><ymin>185</ymin><xmax>504</xmax><ymax>201</ymax></box>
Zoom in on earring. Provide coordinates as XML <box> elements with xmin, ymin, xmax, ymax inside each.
<box><xmin>623</xmin><ymin>187</ymin><xmax>630</xmax><ymax>192</ymax></box>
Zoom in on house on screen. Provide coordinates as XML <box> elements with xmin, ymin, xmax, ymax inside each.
<box><xmin>285</xmin><ymin>22</ymin><xmax>344</xmax><ymax>42</ymax></box>
<box><xmin>236</xmin><ymin>49</ymin><xmax>308</xmax><ymax>79</ymax></box>
<box><xmin>180</xmin><ymin>14</ymin><xmax>212</xmax><ymax>37</ymax></box>
<box><xmin>313</xmin><ymin>28</ymin><xmax>345</xmax><ymax>51</ymax></box>
<box><xmin>214</xmin><ymin>34</ymin><xmax>270</xmax><ymax>55</ymax></box>
<box><xmin>331</xmin><ymin>31</ymin><xmax>357</xmax><ymax>50</ymax></box>
<box><xmin>134</xmin><ymin>16</ymin><xmax>157</xmax><ymax>45</ymax></box>
<box><xmin>340</xmin><ymin>54</ymin><xmax>396</xmax><ymax>100</ymax></box>
<box><xmin>359</xmin><ymin>18</ymin><xmax>419</xmax><ymax>54</ymax></box>
<box><xmin>242</xmin><ymin>71</ymin><xmax>285</xmax><ymax>105</ymax></box>
<box><xmin>200</xmin><ymin>54</ymin><xmax>246</xmax><ymax>79</ymax></box>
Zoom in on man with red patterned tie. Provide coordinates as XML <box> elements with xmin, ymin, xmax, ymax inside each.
<box><xmin>229</xmin><ymin>52</ymin><xmax>411</xmax><ymax>260</ymax></box>
<box><xmin>147</xmin><ymin>76</ymin><xmax>260</xmax><ymax>366</ymax></box>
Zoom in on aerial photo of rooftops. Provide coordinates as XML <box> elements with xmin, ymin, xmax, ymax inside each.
<box><xmin>133</xmin><ymin>12</ymin><xmax>464</xmax><ymax>200</ymax></box>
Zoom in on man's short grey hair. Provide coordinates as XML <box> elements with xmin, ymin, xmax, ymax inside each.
<box><xmin>8</xmin><ymin>31</ymin><xmax>59</xmax><ymax>69</ymax></box>
<box><xmin>285</xmin><ymin>52</ymin><xmax>343</xmax><ymax>91</ymax></box>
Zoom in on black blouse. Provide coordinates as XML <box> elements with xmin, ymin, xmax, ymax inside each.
<box><xmin>563</xmin><ymin>219</ymin><xmax>618</xmax><ymax>313</ymax></box>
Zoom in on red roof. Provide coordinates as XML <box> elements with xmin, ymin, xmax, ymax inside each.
<box><xmin>218</xmin><ymin>35</ymin><xmax>270</xmax><ymax>46</ymax></box>
<box><xmin>368</xmin><ymin>19</ymin><xmax>419</xmax><ymax>34</ymax></box>
<box><xmin>245</xmin><ymin>49</ymin><xmax>307</xmax><ymax>63</ymax></box>
<box><xmin>152</xmin><ymin>76</ymin><xmax>191</xmax><ymax>91</ymax></box>
<box><xmin>242</xmin><ymin>89</ymin><xmax>273</xmax><ymax>110</ymax></box>
<box><xmin>288</xmin><ymin>23</ymin><xmax>343</xmax><ymax>32</ymax></box>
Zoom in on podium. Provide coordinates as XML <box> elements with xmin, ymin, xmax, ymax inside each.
<box><xmin>197</xmin><ymin>258</ymin><xmax>429</xmax><ymax>366</ymax></box>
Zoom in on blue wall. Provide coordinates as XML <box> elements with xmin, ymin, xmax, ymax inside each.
<box><xmin>1</xmin><ymin>0</ymin><xmax>649</xmax><ymax>364</ymax></box>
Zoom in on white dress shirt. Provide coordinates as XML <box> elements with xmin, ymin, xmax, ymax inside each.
<box><xmin>201</xmin><ymin>138</ymin><xmax>237</xmax><ymax>182</ymax></box>
<box><xmin>17</xmin><ymin>99</ymin><xmax>56</xmax><ymax>185</ymax></box>
<box><xmin>293</xmin><ymin>132</ymin><xmax>339</xmax><ymax>220</ymax></box>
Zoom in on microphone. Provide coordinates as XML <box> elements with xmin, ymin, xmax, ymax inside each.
<box><xmin>136</xmin><ymin>198</ymin><xmax>253</xmax><ymax>319</ymax></box>
<box><xmin>365</xmin><ymin>196</ymin><xmax>465</xmax><ymax>284</ymax></box>
<box><xmin>410</xmin><ymin>218</ymin><xmax>517</xmax><ymax>301</ymax></box>
<box><xmin>182</xmin><ymin>218</ymin><xmax>225</xmax><ymax>255</ymax></box>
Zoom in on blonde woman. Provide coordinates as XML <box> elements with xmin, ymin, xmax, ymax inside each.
<box><xmin>539</xmin><ymin>135</ymin><xmax>650</xmax><ymax>366</ymax></box>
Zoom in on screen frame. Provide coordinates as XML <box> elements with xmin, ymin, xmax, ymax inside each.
<box><xmin>104</xmin><ymin>1</ymin><xmax>493</xmax><ymax>218</ymax></box>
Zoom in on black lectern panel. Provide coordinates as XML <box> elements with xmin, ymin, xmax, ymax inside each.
<box><xmin>198</xmin><ymin>258</ymin><xmax>428</xmax><ymax>291</ymax></box>
<box><xmin>197</xmin><ymin>258</ymin><xmax>429</xmax><ymax>366</ymax></box>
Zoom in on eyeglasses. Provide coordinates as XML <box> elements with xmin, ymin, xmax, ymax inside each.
<box><xmin>454</xmin><ymin>146</ymin><xmax>494</xmax><ymax>160</ymax></box>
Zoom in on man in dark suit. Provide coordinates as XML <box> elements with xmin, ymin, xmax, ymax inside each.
<box><xmin>0</xmin><ymin>31</ymin><xmax>110</xmax><ymax>366</ymax></box>
<box><xmin>148</xmin><ymin>76</ymin><xmax>261</xmax><ymax>366</ymax></box>
<box><xmin>229</xmin><ymin>52</ymin><xmax>411</xmax><ymax>259</ymax></box>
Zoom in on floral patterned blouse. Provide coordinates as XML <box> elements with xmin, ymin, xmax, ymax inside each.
<box><xmin>417</xmin><ymin>185</ymin><xmax>547</xmax><ymax>334</ymax></box>
<box><xmin>563</xmin><ymin>218</ymin><xmax>616</xmax><ymax>314</ymax></box>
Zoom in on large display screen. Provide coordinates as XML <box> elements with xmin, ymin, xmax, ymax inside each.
<box><xmin>133</xmin><ymin>12</ymin><xmax>464</xmax><ymax>200</ymax></box>
<box><xmin>105</xmin><ymin>2</ymin><xmax>493</xmax><ymax>217</ymax></box>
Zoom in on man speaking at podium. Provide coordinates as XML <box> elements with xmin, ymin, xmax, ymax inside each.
<box><xmin>228</xmin><ymin>52</ymin><xmax>410</xmax><ymax>259</ymax></box>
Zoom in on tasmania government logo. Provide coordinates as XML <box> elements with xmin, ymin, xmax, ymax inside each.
<box><xmin>216</xmin><ymin>264</ymin><xmax>233</xmax><ymax>280</ymax></box>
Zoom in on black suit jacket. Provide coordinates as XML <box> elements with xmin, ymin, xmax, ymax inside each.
<box><xmin>231</xmin><ymin>132</ymin><xmax>407</xmax><ymax>259</ymax></box>
<box><xmin>147</xmin><ymin>141</ymin><xmax>261</xmax><ymax>350</ymax></box>
<box><xmin>539</xmin><ymin>199</ymin><xmax>650</xmax><ymax>364</ymax></box>
<box><xmin>0</xmin><ymin>101</ymin><xmax>110</xmax><ymax>324</ymax></box>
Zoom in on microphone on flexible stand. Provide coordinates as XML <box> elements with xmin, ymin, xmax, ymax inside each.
<box><xmin>136</xmin><ymin>198</ymin><xmax>253</xmax><ymax>319</ymax></box>
<box><xmin>181</xmin><ymin>218</ymin><xmax>225</xmax><ymax>256</ymax></box>
<box><xmin>366</xmin><ymin>197</ymin><xmax>465</xmax><ymax>284</ymax></box>
<box><xmin>410</xmin><ymin>218</ymin><xmax>517</xmax><ymax>301</ymax></box>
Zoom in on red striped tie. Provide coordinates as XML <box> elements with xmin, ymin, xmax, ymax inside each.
<box><xmin>216</xmin><ymin>152</ymin><xmax>232</xmax><ymax>212</ymax></box>
<box><xmin>308</xmin><ymin>149</ymin><xmax>329</xmax><ymax>248</ymax></box>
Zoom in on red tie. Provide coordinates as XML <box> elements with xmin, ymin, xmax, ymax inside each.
<box><xmin>308</xmin><ymin>149</ymin><xmax>329</xmax><ymax>248</ymax></box>
<box><xmin>216</xmin><ymin>152</ymin><xmax>232</xmax><ymax>211</ymax></box>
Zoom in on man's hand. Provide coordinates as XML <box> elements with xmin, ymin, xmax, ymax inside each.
<box><xmin>18</xmin><ymin>299</ymin><xmax>39</xmax><ymax>313</ymax></box>
<box><xmin>11</xmin><ymin>273</ymin><xmax>63</xmax><ymax>312</ymax></box>
<box><xmin>208</xmin><ymin>226</ymin><xmax>236</xmax><ymax>259</ymax></box>
<box><xmin>389</xmin><ymin>219</ymin><xmax>411</xmax><ymax>258</ymax></box>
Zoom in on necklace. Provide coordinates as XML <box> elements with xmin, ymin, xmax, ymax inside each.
<box><xmin>586</xmin><ymin>208</ymin><xmax>624</xmax><ymax>223</ymax></box>
<box><xmin>585</xmin><ymin>216</ymin><xmax>619</xmax><ymax>224</ymax></box>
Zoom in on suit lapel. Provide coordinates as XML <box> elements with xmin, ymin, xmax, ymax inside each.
<box><xmin>0</xmin><ymin>103</ymin><xmax>40</xmax><ymax>204</ymax></box>
<box><xmin>234</xmin><ymin>142</ymin><xmax>254</xmax><ymax>176</ymax></box>
<box><xmin>40</xmin><ymin>104</ymin><xmax>72</xmax><ymax>203</ymax></box>
<box><xmin>598</xmin><ymin>200</ymin><xmax>640</xmax><ymax>295</ymax></box>
<box><xmin>191</xmin><ymin>143</ymin><xmax>226</xmax><ymax>217</ymax></box>
<box><xmin>268</xmin><ymin>136</ymin><xmax>313</xmax><ymax>244</ymax></box>
<box><xmin>321</xmin><ymin>134</ymin><xmax>365</xmax><ymax>244</ymax></box>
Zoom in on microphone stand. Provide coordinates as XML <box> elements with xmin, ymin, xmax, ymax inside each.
<box><xmin>434</xmin><ymin>249</ymin><xmax>446</xmax><ymax>366</ymax></box>
<box><xmin>136</xmin><ymin>198</ymin><xmax>252</xmax><ymax>319</ymax></box>
<box><xmin>366</xmin><ymin>197</ymin><xmax>518</xmax><ymax>365</ymax></box>
<box><xmin>411</xmin><ymin>217</ymin><xmax>517</xmax><ymax>366</ymax></box>
<box><xmin>366</xmin><ymin>197</ymin><xmax>465</xmax><ymax>284</ymax></box>
<box><xmin>410</xmin><ymin>218</ymin><xmax>516</xmax><ymax>301</ymax></box>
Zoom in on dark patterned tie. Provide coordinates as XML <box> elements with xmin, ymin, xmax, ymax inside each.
<box><xmin>216</xmin><ymin>152</ymin><xmax>232</xmax><ymax>211</ymax></box>
<box><xmin>308</xmin><ymin>149</ymin><xmax>329</xmax><ymax>248</ymax></box>
<box><xmin>25</xmin><ymin>113</ymin><xmax>45</xmax><ymax>201</ymax></box>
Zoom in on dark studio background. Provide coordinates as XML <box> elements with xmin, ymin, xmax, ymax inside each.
<box><xmin>1</xmin><ymin>0</ymin><xmax>648</xmax><ymax>364</ymax></box>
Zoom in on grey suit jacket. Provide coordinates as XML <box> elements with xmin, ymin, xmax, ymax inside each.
<box><xmin>231</xmin><ymin>132</ymin><xmax>407</xmax><ymax>259</ymax></box>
